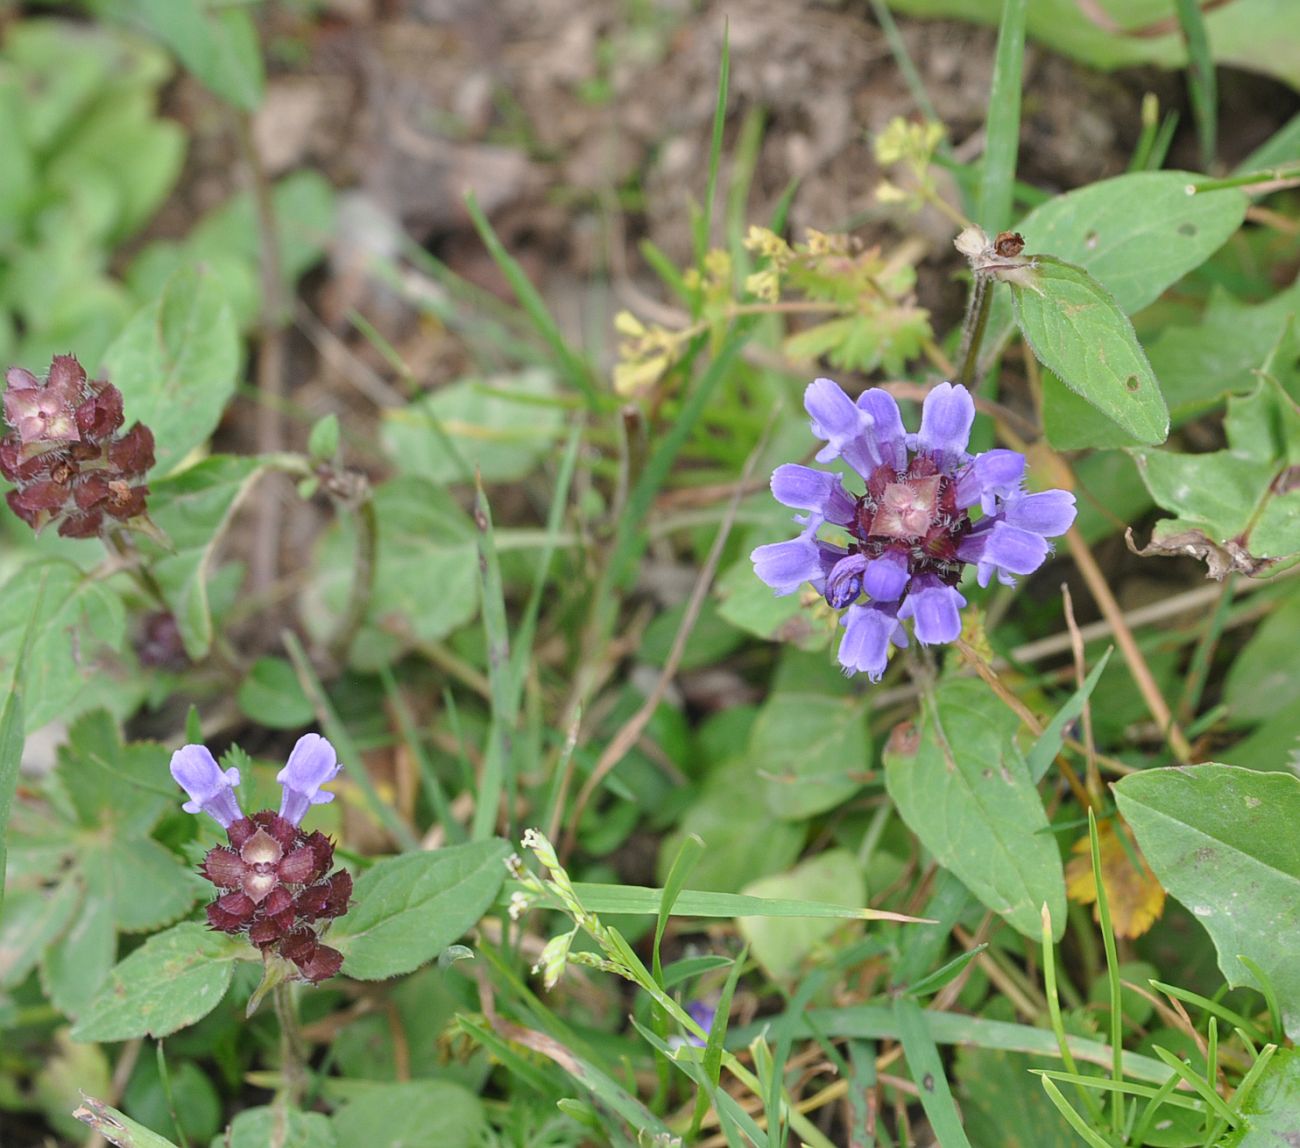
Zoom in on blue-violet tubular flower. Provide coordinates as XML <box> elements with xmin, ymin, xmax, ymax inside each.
<box><xmin>752</xmin><ymin>378</ymin><xmax>1076</xmax><ymax>680</ymax></box>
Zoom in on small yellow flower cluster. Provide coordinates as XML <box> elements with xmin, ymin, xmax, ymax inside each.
<box><xmin>873</xmin><ymin>116</ymin><xmax>947</xmax><ymax>213</ymax></box>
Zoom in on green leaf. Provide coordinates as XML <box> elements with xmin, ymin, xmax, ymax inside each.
<box><xmin>738</xmin><ymin>849</ymin><xmax>865</xmax><ymax>979</ymax></box>
<box><xmin>54</xmin><ymin>710</ymin><xmax>172</xmax><ymax>834</ymax></box>
<box><xmin>331</xmin><ymin>839</ymin><xmax>511</xmax><ymax>980</ymax></box>
<box><xmin>1219</xmin><ymin>1047</ymin><xmax>1300</xmax><ymax>1147</ymax></box>
<box><xmin>84</xmin><ymin>837</ymin><xmax>196</xmax><ymax>933</ymax></box>
<box><xmin>0</xmin><ymin>877</ymin><xmax>81</xmax><ymax>988</ymax></box>
<box><xmin>186</xmin><ymin>170</ymin><xmax>335</xmax><ymax>296</ymax></box>
<box><xmin>1131</xmin><ymin>377</ymin><xmax>1300</xmax><ymax>573</ymax></box>
<box><xmin>1012</xmin><ymin>256</ymin><xmax>1169</xmax><ymax>445</ymax></box>
<box><xmin>140</xmin><ymin>455</ymin><xmax>267</xmax><ymax>658</ymax></box>
<box><xmin>237</xmin><ymin>655</ymin><xmax>315</xmax><ymax>729</ymax></box>
<box><xmin>72</xmin><ymin>1095</ymin><xmax>181</xmax><ymax>1148</ymax></box>
<box><xmin>1225</xmin><ymin>589</ymin><xmax>1300</xmax><ymax>724</ymax></box>
<box><xmin>306</xmin><ymin>476</ymin><xmax>480</xmax><ymax>670</ymax></box>
<box><xmin>42</xmin><ymin>879</ymin><xmax>117</xmax><ymax>1018</ymax></box>
<box><xmin>884</xmin><ymin>677</ymin><xmax>1066</xmax><ymax>940</ymax></box>
<box><xmin>657</xmin><ymin>756</ymin><xmax>804</xmax><ymax>893</ymax></box>
<box><xmin>104</xmin><ymin>0</ymin><xmax>265</xmax><ymax>110</ymax></box>
<box><xmin>381</xmin><ymin>369</ymin><xmax>565</xmax><ymax>484</ymax></box>
<box><xmin>1114</xmin><ymin>764</ymin><xmax>1300</xmax><ymax>1041</ymax></box>
<box><xmin>71</xmin><ymin>922</ymin><xmax>247</xmax><ymax>1041</ymax></box>
<box><xmin>0</xmin><ymin>560</ymin><xmax>127</xmax><ymax>734</ymax></box>
<box><xmin>526</xmin><ymin>880</ymin><xmax>909</xmax><ymax>922</ymax></box>
<box><xmin>1026</xmin><ymin>649</ymin><xmax>1112</xmax><ymax>782</ymax></box>
<box><xmin>882</xmin><ymin>0</ymin><xmax>1300</xmax><ymax>90</ymax></box>
<box><xmin>751</xmin><ymin>693</ymin><xmax>869</xmax><ymax>820</ymax></box>
<box><xmin>225</xmin><ymin>1107</ymin><xmax>337</xmax><ymax>1148</ymax></box>
<box><xmin>1015</xmin><ymin>172</ymin><xmax>1248</xmax><ymax>316</ymax></box>
<box><xmin>331</xmin><ymin>1082</ymin><xmax>485</xmax><ymax>1148</ymax></box>
<box><xmin>956</xmin><ymin>1044</ymin><xmax>1078</xmax><ymax>1147</ymax></box>
<box><xmin>0</xmin><ymin>631</ymin><xmax>23</xmax><ymax>913</ymax></box>
<box><xmin>100</xmin><ymin>264</ymin><xmax>240</xmax><ymax>474</ymax></box>
<box><xmin>894</xmin><ymin>996</ymin><xmax>974</xmax><ymax>1148</ymax></box>
<box><xmin>977</xmin><ymin>0</ymin><xmax>1027</xmax><ymax>235</ymax></box>
<box><xmin>715</xmin><ymin>550</ymin><xmax>823</xmax><ymax>647</ymax></box>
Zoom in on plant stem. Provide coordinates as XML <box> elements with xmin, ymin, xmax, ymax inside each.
<box><xmin>273</xmin><ymin>980</ymin><xmax>307</xmax><ymax>1112</ymax></box>
<box><xmin>957</xmin><ymin>273</ymin><xmax>993</xmax><ymax>390</ymax></box>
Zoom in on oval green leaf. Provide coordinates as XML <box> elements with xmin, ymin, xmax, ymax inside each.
<box><xmin>330</xmin><ymin>839</ymin><xmax>510</xmax><ymax>980</ymax></box>
<box><xmin>71</xmin><ymin>922</ymin><xmax>247</xmax><ymax>1042</ymax></box>
<box><xmin>1114</xmin><ymin>764</ymin><xmax>1300</xmax><ymax>1041</ymax></box>
<box><xmin>1012</xmin><ymin>256</ymin><xmax>1169</xmax><ymax>445</ymax></box>
<box><xmin>884</xmin><ymin>678</ymin><xmax>1065</xmax><ymax>940</ymax></box>
<box><xmin>331</xmin><ymin>1082</ymin><xmax>485</xmax><ymax>1148</ymax></box>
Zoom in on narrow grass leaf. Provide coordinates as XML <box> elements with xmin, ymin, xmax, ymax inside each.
<box><xmin>892</xmin><ymin>997</ymin><xmax>973</xmax><ymax>1148</ymax></box>
<box><xmin>1152</xmin><ymin>1045</ymin><xmax>1240</xmax><ymax>1125</ymax></box>
<box><xmin>693</xmin><ymin>25</ymin><xmax>730</xmax><ymax>270</ymax></box>
<box><xmin>464</xmin><ymin>192</ymin><xmax>599</xmax><ymax>407</ymax></box>
<box><xmin>978</xmin><ymin>0</ymin><xmax>1028</xmax><ymax>233</ymax></box>
<box><xmin>654</xmin><ymin>833</ymin><xmax>705</xmax><ymax>986</ymax></box>
<box><xmin>1087</xmin><ymin>810</ymin><xmax>1125</xmax><ymax>1135</ymax></box>
<box><xmin>513</xmin><ymin>880</ymin><xmax>926</xmax><ymax>922</ymax></box>
<box><xmin>1173</xmin><ymin>0</ymin><xmax>1217</xmax><ymax>170</ymax></box>
<box><xmin>1038</xmin><ymin>1078</ymin><xmax>1117</xmax><ymax>1148</ymax></box>
<box><xmin>282</xmin><ymin>630</ymin><xmax>418</xmax><ymax>852</ymax></box>
<box><xmin>1027</xmin><ymin>648</ymin><xmax>1112</xmax><ymax>782</ymax></box>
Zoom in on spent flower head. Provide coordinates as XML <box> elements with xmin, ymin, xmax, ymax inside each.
<box><xmin>0</xmin><ymin>354</ymin><xmax>154</xmax><ymax>538</ymax></box>
<box><xmin>752</xmin><ymin>378</ymin><xmax>1076</xmax><ymax>680</ymax></box>
<box><xmin>170</xmin><ymin>734</ymin><xmax>350</xmax><ymax>984</ymax></box>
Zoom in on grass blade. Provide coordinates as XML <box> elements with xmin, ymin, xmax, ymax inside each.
<box><xmin>471</xmin><ymin>476</ymin><xmax>513</xmax><ymax>842</ymax></box>
<box><xmin>692</xmin><ymin>23</ymin><xmax>730</xmax><ymax>273</ymax></box>
<box><xmin>892</xmin><ymin>996</ymin><xmax>973</xmax><ymax>1148</ymax></box>
<box><xmin>464</xmin><ymin>192</ymin><xmax>600</xmax><ymax>408</ymax></box>
<box><xmin>1088</xmin><ymin>809</ymin><xmax>1125</xmax><ymax>1136</ymax></box>
<box><xmin>282</xmin><ymin>630</ymin><xmax>419</xmax><ymax>851</ymax></box>
<box><xmin>1173</xmin><ymin>0</ymin><xmax>1217</xmax><ymax>170</ymax></box>
<box><xmin>977</xmin><ymin>0</ymin><xmax>1028</xmax><ymax>233</ymax></box>
<box><xmin>1039</xmin><ymin>1078</ymin><xmax>1117</xmax><ymax>1148</ymax></box>
<box><xmin>654</xmin><ymin>833</ymin><xmax>705</xmax><ymax>986</ymax></box>
<box><xmin>379</xmin><ymin>666</ymin><xmax>464</xmax><ymax>844</ymax></box>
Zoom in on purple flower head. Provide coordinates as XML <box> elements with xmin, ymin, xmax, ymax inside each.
<box><xmin>170</xmin><ymin>745</ymin><xmax>244</xmax><ymax>828</ymax></box>
<box><xmin>751</xmin><ymin>379</ymin><xmax>1076</xmax><ymax>679</ymax></box>
<box><xmin>277</xmin><ymin>733</ymin><xmax>342</xmax><ymax>827</ymax></box>
<box><xmin>171</xmin><ymin>736</ymin><xmax>351</xmax><ymax>985</ymax></box>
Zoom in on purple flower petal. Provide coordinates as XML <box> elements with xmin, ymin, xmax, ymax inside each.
<box><xmin>838</xmin><ymin>601</ymin><xmax>906</xmax><ymax>680</ymax></box>
<box><xmin>825</xmin><ymin>553</ymin><xmax>868</xmax><ymax>608</ymax></box>
<box><xmin>804</xmin><ymin>377</ymin><xmax>877</xmax><ymax>477</ymax></box>
<box><xmin>770</xmin><ymin>464</ymin><xmax>856</xmax><ymax>527</ymax></box>
<box><xmin>277</xmin><ymin>733</ymin><xmax>341</xmax><ymax>826</ymax></box>
<box><xmin>685</xmin><ymin>1000</ymin><xmax>717</xmax><ymax>1047</ymax></box>
<box><xmin>957</xmin><ymin>521</ymin><xmax>1050</xmax><ymax>586</ymax></box>
<box><xmin>1003</xmin><ymin>490</ymin><xmax>1077</xmax><ymax>537</ymax></box>
<box><xmin>953</xmin><ymin>449</ymin><xmax>1026</xmax><ymax>511</ymax></box>
<box><xmin>914</xmin><ymin>382</ymin><xmax>975</xmax><ymax>472</ymax></box>
<box><xmin>863</xmin><ymin>548</ymin><xmax>909</xmax><ymax>602</ymax></box>
<box><xmin>857</xmin><ymin>388</ymin><xmax>908</xmax><ymax>472</ymax></box>
<box><xmin>170</xmin><ymin>744</ymin><xmax>243</xmax><ymax>828</ymax></box>
<box><xmin>898</xmin><ymin>574</ymin><xmax>967</xmax><ymax>645</ymax></box>
<box><xmin>751</xmin><ymin>532</ymin><xmax>827</xmax><ymax>595</ymax></box>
